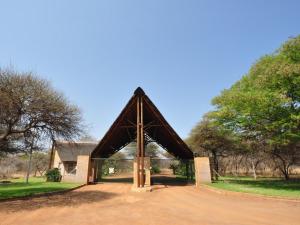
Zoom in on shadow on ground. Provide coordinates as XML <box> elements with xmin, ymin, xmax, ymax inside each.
<box><xmin>0</xmin><ymin>190</ymin><xmax>118</xmax><ymax>212</ymax></box>
<box><xmin>152</xmin><ymin>175</ymin><xmax>194</xmax><ymax>186</ymax></box>
<box><xmin>99</xmin><ymin>177</ymin><xmax>133</xmax><ymax>183</ymax></box>
<box><xmin>99</xmin><ymin>175</ymin><xmax>194</xmax><ymax>187</ymax></box>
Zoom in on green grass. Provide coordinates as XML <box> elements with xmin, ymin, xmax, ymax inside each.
<box><xmin>208</xmin><ymin>176</ymin><xmax>300</xmax><ymax>198</ymax></box>
<box><xmin>0</xmin><ymin>177</ymin><xmax>81</xmax><ymax>200</ymax></box>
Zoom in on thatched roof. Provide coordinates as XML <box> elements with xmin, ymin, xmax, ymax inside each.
<box><xmin>92</xmin><ymin>87</ymin><xmax>194</xmax><ymax>159</ymax></box>
<box><xmin>56</xmin><ymin>142</ymin><xmax>97</xmax><ymax>161</ymax></box>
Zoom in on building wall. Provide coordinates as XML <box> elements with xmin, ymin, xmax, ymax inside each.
<box><xmin>53</xmin><ymin>149</ymin><xmax>66</xmax><ymax>175</ymax></box>
<box><xmin>52</xmin><ymin>149</ymin><xmax>91</xmax><ymax>184</ymax></box>
<box><xmin>75</xmin><ymin>155</ymin><xmax>90</xmax><ymax>184</ymax></box>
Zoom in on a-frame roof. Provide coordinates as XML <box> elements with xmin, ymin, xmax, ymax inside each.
<box><xmin>92</xmin><ymin>87</ymin><xmax>194</xmax><ymax>159</ymax></box>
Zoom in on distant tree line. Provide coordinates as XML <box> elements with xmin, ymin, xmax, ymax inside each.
<box><xmin>0</xmin><ymin>152</ymin><xmax>49</xmax><ymax>179</ymax></box>
<box><xmin>187</xmin><ymin>35</ymin><xmax>300</xmax><ymax>180</ymax></box>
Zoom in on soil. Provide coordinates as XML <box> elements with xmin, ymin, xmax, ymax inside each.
<box><xmin>0</xmin><ymin>175</ymin><xmax>300</xmax><ymax>225</ymax></box>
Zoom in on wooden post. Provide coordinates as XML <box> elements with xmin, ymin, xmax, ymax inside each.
<box><xmin>186</xmin><ymin>161</ymin><xmax>189</xmax><ymax>180</ymax></box>
<box><xmin>190</xmin><ymin>160</ymin><xmax>194</xmax><ymax>180</ymax></box>
<box><xmin>140</xmin><ymin>97</ymin><xmax>145</xmax><ymax>187</ymax></box>
<box><xmin>96</xmin><ymin>160</ymin><xmax>103</xmax><ymax>182</ymax></box>
<box><xmin>136</xmin><ymin>97</ymin><xmax>141</xmax><ymax>187</ymax></box>
<box><xmin>136</xmin><ymin>95</ymin><xmax>145</xmax><ymax>188</ymax></box>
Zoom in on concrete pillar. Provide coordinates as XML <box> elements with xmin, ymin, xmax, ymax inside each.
<box><xmin>76</xmin><ymin>155</ymin><xmax>91</xmax><ymax>184</ymax></box>
<box><xmin>88</xmin><ymin>160</ymin><xmax>96</xmax><ymax>183</ymax></box>
<box><xmin>145</xmin><ymin>170</ymin><xmax>151</xmax><ymax>186</ymax></box>
<box><xmin>144</xmin><ymin>157</ymin><xmax>151</xmax><ymax>186</ymax></box>
<box><xmin>194</xmin><ymin>157</ymin><xmax>211</xmax><ymax>186</ymax></box>
<box><xmin>95</xmin><ymin>160</ymin><xmax>103</xmax><ymax>182</ymax></box>
<box><xmin>133</xmin><ymin>157</ymin><xmax>139</xmax><ymax>188</ymax></box>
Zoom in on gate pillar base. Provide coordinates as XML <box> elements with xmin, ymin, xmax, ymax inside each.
<box><xmin>133</xmin><ymin>157</ymin><xmax>151</xmax><ymax>189</ymax></box>
<box><xmin>131</xmin><ymin>185</ymin><xmax>152</xmax><ymax>192</ymax></box>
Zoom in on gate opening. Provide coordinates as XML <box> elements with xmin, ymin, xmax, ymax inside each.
<box><xmin>92</xmin><ymin>158</ymin><xmax>134</xmax><ymax>183</ymax></box>
<box><xmin>92</xmin><ymin>150</ymin><xmax>195</xmax><ymax>187</ymax></box>
<box><xmin>150</xmin><ymin>158</ymin><xmax>195</xmax><ymax>186</ymax></box>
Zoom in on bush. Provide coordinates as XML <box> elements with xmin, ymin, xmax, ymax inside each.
<box><xmin>169</xmin><ymin>161</ymin><xmax>189</xmax><ymax>176</ymax></box>
<box><xmin>169</xmin><ymin>163</ymin><xmax>178</xmax><ymax>175</ymax></box>
<box><xmin>151</xmin><ymin>165</ymin><xmax>161</xmax><ymax>174</ymax></box>
<box><xmin>45</xmin><ymin>168</ymin><xmax>62</xmax><ymax>182</ymax></box>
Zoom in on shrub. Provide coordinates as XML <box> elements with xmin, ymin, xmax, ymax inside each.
<box><xmin>169</xmin><ymin>161</ymin><xmax>188</xmax><ymax>176</ymax></box>
<box><xmin>45</xmin><ymin>168</ymin><xmax>62</xmax><ymax>182</ymax></box>
<box><xmin>169</xmin><ymin>163</ymin><xmax>178</xmax><ymax>175</ymax></box>
<box><xmin>151</xmin><ymin>165</ymin><xmax>161</xmax><ymax>174</ymax></box>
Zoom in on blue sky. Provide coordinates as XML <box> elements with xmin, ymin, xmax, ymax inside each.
<box><xmin>0</xmin><ymin>0</ymin><xmax>299</xmax><ymax>140</ymax></box>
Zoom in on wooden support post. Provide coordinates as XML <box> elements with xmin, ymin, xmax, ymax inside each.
<box><xmin>96</xmin><ymin>160</ymin><xmax>103</xmax><ymax>182</ymax></box>
<box><xmin>132</xmin><ymin>92</ymin><xmax>148</xmax><ymax>190</ymax></box>
<box><xmin>186</xmin><ymin>161</ymin><xmax>189</xmax><ymax>180</ymax></box>
<box><xmin>190</xmin><ymin>161</ymin><xmax>194</xmax><ymax>180</ymax></box>
<box><xmin>135</xmin><ymin>95</ymin><xmax>145</xmax><ymax>188</ymax></box>
<box><xmin>136</xmin><ymin>97</ymin><xmax>141</xmax><ymax>188</ymax></box>
<box><xmin>140</xmin><ymin>97</ymin><xmax>145</xmax><ymax>187</ymax></box>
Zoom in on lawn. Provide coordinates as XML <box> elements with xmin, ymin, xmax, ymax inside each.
<box><xmin>208</xmin><ymin>176</ymin><xmax>300</xmax><ymax>198</ymax></box>
<box><xmin>0</xmin><ymin>177</ymin><xmax>81</xmax><ymax>200</ymax></box>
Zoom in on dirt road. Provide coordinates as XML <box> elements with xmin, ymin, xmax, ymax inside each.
<box><xmin>1</xmin><ymin>177</ymin><xmax>300</xmax><ymax>225</ymax></box>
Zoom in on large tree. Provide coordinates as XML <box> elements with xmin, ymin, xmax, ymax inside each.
<box><xmin>120</xmin><ymin>142</ymin><xmax>160</xmax><ymax>159</ymax></box>
<box><xmin>210</xmin><ymin>36</ymin><xmax>300</xmax><ymax>179</ymax></box>
<box><xmin>0</xmin><ymin>68</ymin><xmax>83</xmax><ymax>157</ymax></box>
<box><xmin>187</xmin><ymin>117</ymin><xmax>237</xmax><ymax>180</ymax></box>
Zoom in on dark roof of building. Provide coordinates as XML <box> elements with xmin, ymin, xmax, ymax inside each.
<box><xmin>92</xmin><ymin>87</ymin><xmax>194</xmax><ymax>159</ymax></box>
<box><xmin>56</xmin><ymin>142</ymin><xmax>97</xmax><ymax>161</ymax></box>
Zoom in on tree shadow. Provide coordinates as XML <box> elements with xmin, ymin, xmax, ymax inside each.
<box><xmin>0</xmin><ymin>190</ymin><xmax>118</xmax><ymax>212</ymax></box>
<box><xmin>151</xmin><ymin>175</ymin><xmax>194</xmax><ymax>187</ymax></box>
<box><xmin>99</xmin><ymin>177</ymin><xmax>133</xmax><ymax>183</ymax></box>
<box><xmin>99</xmin><ymin>175</ymin><xmax>194</xmax><ymax>187</ymax></box>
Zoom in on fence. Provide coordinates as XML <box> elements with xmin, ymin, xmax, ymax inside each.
<box><xmin>151</xmin><ymin>158</ymin><xmax>195</xmax><ymax>181</ymax></box>
<box><xmin>92</xmin><ymin>158</ymin><xmax>195</xmax><ymax>183</ymax></box>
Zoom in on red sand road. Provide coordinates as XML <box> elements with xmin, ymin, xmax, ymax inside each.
<box><xmin>1</xmin><ymin>176</ymin><xmax>300</xmax><ymax>225</ymax></box>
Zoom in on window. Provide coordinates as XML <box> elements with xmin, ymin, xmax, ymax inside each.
<box><xmin>64</xmin><ymin>161</ymin><xmax>77</xmax><ymax>174</ymax></box>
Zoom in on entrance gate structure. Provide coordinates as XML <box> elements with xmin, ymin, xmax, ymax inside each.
<box><xmin>89</xmin><ymin>87</ymin><xmax>210</xmax><ymax>190</ymax></box>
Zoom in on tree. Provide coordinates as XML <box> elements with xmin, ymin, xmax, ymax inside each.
<box><xmin>145</xmin><ymin>143</ymin><xmax>160</xmax><ymax>158</ymax></box>
<box><xmin>123</xmin><ymin>142</ymin><xmax>137</xmax><ymax>159</ymax></box>
<box><xmin>187</xmin><ymin>117</ymin><xmax>236</xmax><ymax>180</ymax></box>
<box><xmin>119</xmin><ymin>142</ymin><xmax>160</xmax><ymax>159</ymax></box>
<box><xmin>25</xmin><ymin>134</ymin><xmax>39</xmax><ymax>183</ymax></box>
<box><xmin>31</xmin><ymin>152</ymin><xmax>49</xmax><ymax>176</ymax></box>
<box><xmin>271</xmin><ymin>143</ymin><xmax>299</xmax><ymax>180</ymax></box>
<box><xmin>210</xmin><ymin>36</ymin><xmax>300</xmax><ymax>179</ymax></box>
<box><xmin>241</xmin><ymin>139</ymin><xmax>267</xmax><ymax>179</ymax></box>
<box><xmin>0</xmin><ymin>68</ymin><xmax>83</xmax><ymax>158</ymax></box>
<box><xmin>79</xmin><ymin>134</ymin><xmax>97</xmax><ymax>142</ymax></box>
<box><xmin>0</xmin><ymin>156</ymin><xmax>23</xmax><ymax>179</ymax></box>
